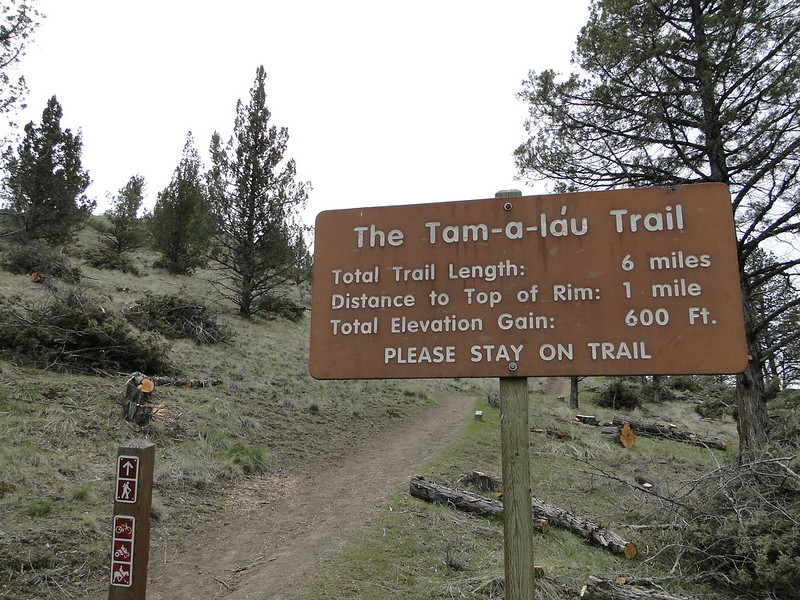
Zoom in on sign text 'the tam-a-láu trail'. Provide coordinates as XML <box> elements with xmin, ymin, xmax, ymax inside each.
<box><xmin>309</xmin><ymin>183</ymin><xmax>748</xmax><ymax>379</ymax></box>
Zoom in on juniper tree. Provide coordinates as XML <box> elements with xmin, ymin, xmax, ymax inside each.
<box><xmin>515</xmin><ymin>0</ymin><xmax>800</xmax><ymax>458</ymax></box>
<box><xmin>2</xmin><ymin>95</ymin><xmax>93</xmax><ymax>245</ymax></box>
<box><xmin>150</xmin><ymin>133</ymin><xmax>213</xmax><ymax>275</ymax></box>
<box><xmin>207</xmin><ymin>66</ymin><xmax>310</xmax><ymax>318</ymax></box>
<box><xmin>94</xmin><ymin>174</ymin><xmax>147</xmax><ymax>253</ymax></box>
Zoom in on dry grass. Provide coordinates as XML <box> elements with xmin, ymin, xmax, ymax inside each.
<box><xmin>0</xmin><ymin>223</ymin><xmax>488</xmax><ymax>598</ymax></box>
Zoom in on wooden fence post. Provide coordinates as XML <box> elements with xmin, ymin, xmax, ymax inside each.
<box><xmin>108</xmin><ymin>439</ymin><xmax>155</xmax><ymax>600</ymax></box>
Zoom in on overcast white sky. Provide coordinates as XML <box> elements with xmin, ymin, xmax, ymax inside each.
<box><xmin>7</xmin><ymin>1</ymin><xmax>590</xmax><ymax>222</ymax></box>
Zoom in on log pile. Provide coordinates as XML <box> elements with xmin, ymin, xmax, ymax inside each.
<box><xmin>610</xmin><ymin>417</ymin><xmax>731</xmax><ymax>451</ymax></box>
<box><xmin>409</xmin><ymin>477</ymin><xmax>637</xmax><ymax>557</ymax></box>
<box><xmin>572</xmin><ymin>415</ymin><xmax>731</xmax><ymax>451</ymax></box>
<box><xmin>580</xmin><ymin>575</ymin><xmax>697</xmax><ymax>599</ymax></box>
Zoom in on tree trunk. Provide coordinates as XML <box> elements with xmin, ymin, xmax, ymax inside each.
<box><xmin>735</xmin><ymin>357</ymin><xmax>769</xmax><ymax>460</ymax></box>
<box><xmin>570</xmin><ymin>376</ymin><xmax>580</xmax><ymax>409</ymax></box>
<box><xmin>651</xmin><ymin>375</ymin><xmax>662</xmax><ymax>404</ymax></box>
<box><xmin>121</xmin><ymin>372</ymin><xmax>155</xmax><ymax>426</ymax></box>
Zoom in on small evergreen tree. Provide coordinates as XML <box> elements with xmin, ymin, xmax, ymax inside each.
<box><xmin>1</xmin><ymin>95</ymin><xmax>94</xmax><ymax>245</ymax></box>
<box><xmin>207</xmin><ymin>66</ymin><xmax>310</xmax><ymax>318</ymax></box>
<box><xmin>150</xmin><ymin>133</ymin><xmax>213</xmax><ymax>275</ymax></box>
<box><xmin>94</xmin><ymin>174</ymin><xmax>147</xmax><ymax>253</ymax></box>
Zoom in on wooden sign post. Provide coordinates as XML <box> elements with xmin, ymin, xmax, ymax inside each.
<box><xmin>309</xmin><ymin>183</ymin><xmax>749</xmax><ymax>600</ymax></box>
<box><xmin>500</xmin><ymin>376</ymin><xmax>536</xmax><ymax>599</ymax></box>
<box><xmin>109</xmin><ymin>439</ymin><xmax>155</xmax><ymax>600</ymax></box>
<box><xmin>497</xmin><ymin>189</ymin><xmax>535</xmax><ymax>600</ymax></box>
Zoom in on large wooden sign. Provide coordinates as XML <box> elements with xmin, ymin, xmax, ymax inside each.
<box><xmin>309</xmin><ymin>183</ymin><xmax>748</xmax><ymax>379</ymax></box>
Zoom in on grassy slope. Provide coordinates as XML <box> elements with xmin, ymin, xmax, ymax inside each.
<box><xmin>295</xmin><ymin>389</ymin><xmax>740</xmax><ymax>600</ymax></box>
<box><xmin>0</xmin><ymin>224</ymin><xmax>742</xmax><ymax>599</ymax></box>
<box><xmin>0</xmin><ymin>228</ymin><xmax>489</xmax><ymax>598</ymax></box>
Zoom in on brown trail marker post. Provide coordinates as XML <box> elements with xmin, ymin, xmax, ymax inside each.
<box><xmin>309</xmin><ymin>183</ymin><xmax>748</xmax><ymax>599</ymax></box>
<box><xmin>108</xmin><ymin>439</ymin><xmax>155</xmax><ymax>600</ymax></box>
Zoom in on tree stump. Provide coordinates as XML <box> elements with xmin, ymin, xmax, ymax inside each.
<box><xmin>121</xmin><ymin>372</ymin><xmax>156</xmax><ymax>426</ymax></box>
<box><xmin>602</xmin><ymin>423</ymin><xmax>636</xmax><ymax>448</ymax></box>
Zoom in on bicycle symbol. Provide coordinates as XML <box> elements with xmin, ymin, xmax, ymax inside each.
<box><xmin>115</xmin><ymin>522</ymin><xmax>132</xmax><ymax>535</ymax></box>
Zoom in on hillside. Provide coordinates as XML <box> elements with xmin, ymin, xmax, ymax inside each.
<box><xmin>1</xmin><ymin>225</ymin><xmax>798</xmax><ymax>599</ymax></box>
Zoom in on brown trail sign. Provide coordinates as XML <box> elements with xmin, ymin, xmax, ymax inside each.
<box><xmin>309</xmin><ymin>183</ymin><xmax>748</xmax><ymax>600</ymax></box>
<box><xmin>309</xmin><ymin>183</ymin><xmax>747</xmax><ymax>380</ymax></box>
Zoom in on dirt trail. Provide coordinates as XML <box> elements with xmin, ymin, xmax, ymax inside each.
<box><xmin>146</xmin><ymin>393</ymin><xmax>476</xmax><ymax>600</ymax></box>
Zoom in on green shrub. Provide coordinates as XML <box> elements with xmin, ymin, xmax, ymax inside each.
<box><xmin>256</xmin><ymin>293</ymin><xmax>306</xmax><ymax>322</ymax></box>
<box><xmin>679</xmin><ymin>458</ymin><xmax>800</xmax><ymax>598</ymax></box>
<box><xmin>125</xmin><ymin>293</ymin><xmax>230</xmax><ymax>344</ymax></box>
<box><xmin>594</xmin><ymin>378</ymin><xmax>641</xmax><ymax>410</ymax></box>
<box><xmin>26</xmin><ymin>500</ymin><xmax>53</xmax><ymax>517</ymax></box>
<box><xmin>666</xmin><ymin>375</ymin><xmax>701</xmax><ymax>392</ymax></box>
<box><xmin>82</xmin><ymin>247</ymin><xmax>140</xmax><ymax>275</ymax></box>
<box><xmin>694</xmin><ymin>385</ymin><xmax>736</xmax><ymax>419</ymax></box>
<box><xmin>227</xmin><ymin>443</ymin><xmax>267</xmax><ymax>475</ymax></box>
<box><xmin>1</xmin><ymin>242</ymin><xmax>81</xmax><ymax>283</ymax></box>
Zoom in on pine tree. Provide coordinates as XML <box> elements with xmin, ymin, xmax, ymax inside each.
<box><xmin>2</xmin><ymin>95</ymin><xmax>94</xmax><ymax>245</ymax></box>
<box><xmin>150</xmin><ymin>133</ymin><xmax>213</xmax><ymax>275</ymax></box>
<box><xmin>207</xmin><ymin>66</ymin><xmax>310</xmax><ymax>318</ymax></box>
<box><xmin>516</xmin><ymin>0</ymin><xmax>800</xmax><ymax>458</ymax></box>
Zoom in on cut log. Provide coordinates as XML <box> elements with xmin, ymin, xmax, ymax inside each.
<box><xmin>409</xmin><ymin>477</ymin><xmax>548</xmax><ymax>532</ymax></box>
<box><xmin>410</xmin><ymin>478</ymin><xmax>637</xmax><ymax>557</ymax></box>
<box><xmin>580</xmin><ymin>575</ymin><xmax>696</xmax><ymax>599</ymax></box>
<box><xmin>528</xmin><ymin>493</ymin><xmax>637</xmax><ymax>559</ymax></box>
<box><xmin>530</xmin><ymin>427</ymin><xmax>572</xmax><ymax>440</ymax></box>
<box><xmin>137</xmin><ymin>378</ymin><xmax>155</xmax><ymax>393</ymax></box>
<box><xmin>602</xmin><ymin>423</ymin><xmax>636</xmax><ymax>448</ymax></box>
<box><xmin>150</xmin><ymin>376</ymin><xmax>223</xmax><ymax>388</ymax></box>
<box><xmin>610</xmin><ymin>417</ymin><xmax>731</xmax><ymax>451</ymax></box>
<box><xmin>575</xmin><ymin>414</ymin><xmax>601</xmax><ymax>426</ymax></box>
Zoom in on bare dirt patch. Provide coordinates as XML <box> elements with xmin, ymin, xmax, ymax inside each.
<box><xmin>146</xmin><ymin>392</ymin><xmax>476</xmax><ymax>599</ymax></box>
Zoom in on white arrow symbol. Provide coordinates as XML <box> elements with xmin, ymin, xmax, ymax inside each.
<box><xmin>121</xmin><ymin>459</ymin><xmax>136</xmax><ymax>476</ymax></box>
